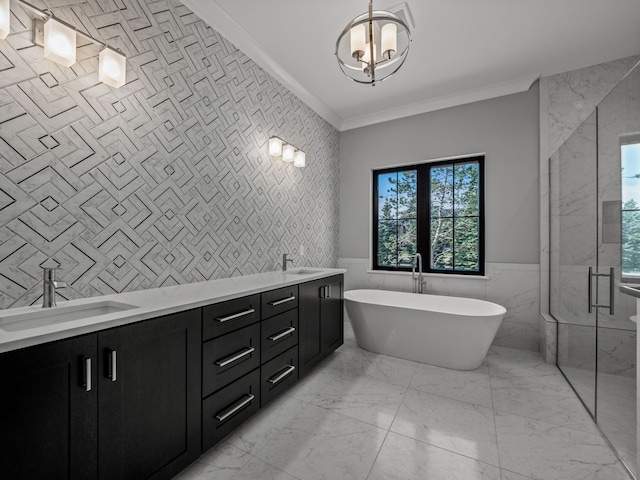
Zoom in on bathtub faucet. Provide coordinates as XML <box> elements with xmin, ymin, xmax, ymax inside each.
<box><xmin>412</xmin><ymin>253</ymin><xmax>427</xmax><ymax>294</ymax></box>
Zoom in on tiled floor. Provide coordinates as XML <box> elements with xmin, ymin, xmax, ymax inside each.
<box><xmin>176</xmin><ymin>323</ymin><xmax>633</xmax><ymax>480</ymax></box>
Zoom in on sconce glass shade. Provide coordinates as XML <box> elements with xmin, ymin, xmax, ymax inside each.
<box><xmin>294</xmin><ymin>150</ymin><xmax>306</xmax><ymax>168</ymax></box>
<box><xmin>0</xmin><ymin>0</ymin><xmax>9</xmax><ymax>40</ymax></box>
<box><xmin>335</xmin><ymin>3</ymin><xmax>411</xmax><ymax>86</ymax></box>
<box><xmin>269</xmin><ymin>136</ymin><xmax>283</xmax><ymax>156</ymax></box>
<box><xmin>282</xmin><ymin>144</ymin><xmax>295</xmax><ymax>162</ymax></box>
<box><xmin>99</xmin><ymin>47</ymin><xmax>126</xmax><ymax>88</ymax></box>
<box><xmin>44</xmin><ymin>18</ymin><xmax>76</xmax><ymax>67</ymax></box>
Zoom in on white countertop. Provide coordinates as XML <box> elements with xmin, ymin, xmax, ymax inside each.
<box><xmin>0</xmin><ymin>268</ymin><xmax>345</xmax><ymax>354</ymax></box>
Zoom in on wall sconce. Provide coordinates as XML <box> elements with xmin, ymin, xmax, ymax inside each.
<box><xmin>0</xmin><ymin>0</ymin><xmax>9</xmax><ymax>40</ymax></box>
<box><xmin>43</xmin><ymin>18</ymin><xmax>76</xmax><ymax>67</ymax></box>
<box><xmin>2</xmin><ymin>1</ymin><xmax>127</xmax><ymax>88</ymax></box>
<box><xmin>269</xmin><ymin>136</ymin><xmax>306</xmax><ymax>168</ymax></box>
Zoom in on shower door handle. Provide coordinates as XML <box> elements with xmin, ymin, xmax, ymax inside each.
<box><xmin>588</xmin><ymin>267</ymin><xmax>615</xmax><ymax>315</ymax></box>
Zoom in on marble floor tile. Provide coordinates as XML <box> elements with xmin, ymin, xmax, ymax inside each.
<box><xmin>322</xmin><ymin>346</ymin><xmax>418</xmax><ymax>388</ymax></box>
<box><xmin>175</xmin><ymin>442</ymin><xmax>251</xmax><ymax>480</ymax></box>
<box><xmin>390</xmin><ymin>388</ymin><xmax>500</xmax><ymax>466</ymax></box>
<box><xmin>232</xmin><ymin>457</ymin><xmax>300</xmax><ymax>480</ymax></box>
<box><xmin>254</xmin><ymin>402</ymin><xmax>387</xmax><ymax>480</ymax></box>
<box><xmin>368</xmin><ymin>432</ymin><xmax>502</xmax><ymax>480</ymax></box>
<box><xmin>289</xmin><ymin>367</ymin><xmax>406</xmax><ymax>429</ymax></box>
<box><xmin>226</xmin><ymin>395</ymin><xmax>307</xmax><ymax>455</ymax></box>
<box><xmin>488</xmin><ymin>346</ymin><xmax>567</xmax><ymax>386</ymax></box>
<box><xmin>495</xmin><ymin>411</ymin><xmax>629</xmax><ymax>480</ymax></box>
<box><xmin>490</xmin><ymin>375</ymin><xmax>599</xmax><ymax>434</ymax></box>
<box><xmin>501</xmin><ymin>470</ymin><xmax>535</xmax><ymax>480</ymax></box>
<box><xmin>410</xmin><ymin>362</ymin><xmax>493</xmax><ymax>408</ymax></box>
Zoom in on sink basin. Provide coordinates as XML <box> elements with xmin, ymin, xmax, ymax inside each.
<box><xmin>287</xmin><ymin>269</ymin><xmax>322</xmax><ymax>275</ymax></box>
<box><xmin>0</xmin><ymin>301</ymin><xmax>138</xmax><ymax>332</ymax></box>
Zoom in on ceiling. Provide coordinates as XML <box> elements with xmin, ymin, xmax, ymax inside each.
<box><xmin>181</xmin><ymin>0</ymin><xmax>640</xmax><ymax>131</ymax></box>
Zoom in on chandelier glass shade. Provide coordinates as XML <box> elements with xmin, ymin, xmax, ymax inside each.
<box><xmin>335</xmin><ymin>1</ymin><xmax>411</xmax><ymax>86</ymax></box>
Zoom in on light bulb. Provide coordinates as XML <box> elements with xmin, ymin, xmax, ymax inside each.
<box><xmin>282</xmin><ymin>144</ymin><xmax>295</xmax><ymax>162</ymax></box>
<box><xmin>269</xmin><ymin>137</ymin><xmax>283</xmax><ymax>157</ymax></box>
<box><xmin>294</xmin><ymin>150</ymin><xmax>306</xmax><ymax>168</ymax></box>
<box><xmin>44</xmin><ymin>18</ymin><xmax>76</xmax><ymax>67</ymax></box>
<box><xmin>99</xmin><ymin>47</ymin><xmax>126</xmax><ymax>88</ymax></box>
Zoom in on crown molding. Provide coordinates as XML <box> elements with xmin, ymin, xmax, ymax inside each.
<box><xmin>181</xmin><ymin>0</ymin><xmax>345</xmax><ymax>131</ymax></box>
<box><xmin>341</xmin><ymin>74</ymin><xmax>541</xmax><ymax>131</ymax></box>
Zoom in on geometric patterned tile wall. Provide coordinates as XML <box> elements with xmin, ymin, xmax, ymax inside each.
<box><xmin>0</xmin><ymin>0</ymin><xmax>340</xmax><ymax>309</ymax></box>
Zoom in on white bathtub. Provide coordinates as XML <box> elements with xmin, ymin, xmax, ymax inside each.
<box><xmin>344</xmin><ymin>289</ymin><xmax>506</xmax><ymax>370</ymax></box>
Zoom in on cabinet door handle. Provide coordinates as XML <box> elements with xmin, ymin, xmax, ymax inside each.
<box><xmin>215</xmin><ymin>308</ymin><xmax>256</xmax><ymax>323</ymax></box>
<box><xmin>215</xmin><ymin>346</ymin><xmax>255</xmax><ymax>367</ymax></box>
<box><xmin>215</xmin><ymin>394</ymin><xmax>255</xmax><ymax>422</ymax></box>
<box><xmin>268</xmin><ymin>296</ymin><xmax>296</xmax><ymax>306</ymax></box>
<box><xmin>326</xmin><ymin>285</ymin><xmax>331</xmax><ymax>298</ymax></box>
<box><xmin>107</xmin><ymin>349</ymin><xmax>117</xmax><ymax>382</ymax></box>
<box><xmin>82</xmin><ymin>357</ymin><xmax>92</xmax><ymax>392</ymax></box>
<box><xmin>268</xmin><ymin>326</ymin><xmax>296</xmax><ymax>342</ymax></box>
<box><xmin>319</xmin><ymin>286</ymin><xmax>326</xmax><ymax>298</ymax></box>
<box><xmin>268</xmin><ymin>365</ymin><xmax>296</xmax><ymax>385</ymax></box>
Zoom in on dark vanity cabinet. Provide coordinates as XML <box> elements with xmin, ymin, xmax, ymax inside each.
<box><xmin>0</xmin><ymin>334</ymin><xmax>98</xmax><ymax>480</ymax></box>
<box><xmin>299</xmin><ymin>275</ymin><xmax>344</xmax><ymax>377</ymax></box>
<box><xmin>0</xmin><ymin>273</ymin><xmax>343</xmax><ymax>479</ymax></box>
<box><xmin>97</xmin><ymin>309</ymin><xmax>201</xmax><ymax>480</ymax></box>
<box><xmin>0</xmin><ymin>309</ymin><xmax>201</xmax><ymax>480</ymax></box>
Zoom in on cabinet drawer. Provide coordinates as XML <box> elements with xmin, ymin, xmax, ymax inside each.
<box><xmin>203</xmin><ymin>294</ymin><xmax>261</xmax><ymax>341</ymax></box>
<box><xmin>261</xmin><ymin>285</ymin><xmax>299</xmax><ymax>319</ymax></box>
<box><xmin>203</xmin><ymin>323</ymin><xmax>261</xmax><ymax>397</ymax></box>
<box><xmin>261</xmin><ymin>346</ymin><xmax>299</xmax><ymax>407</ymax></box>
<box><xmin>202</xmin><ymin>369</ymin><xmax>260</xmax><ymax>452</ymax></box>
<box><xmin>261</xmin><ymin>309</ymin><xmax>298</xmax><ymax>363</ymax></box>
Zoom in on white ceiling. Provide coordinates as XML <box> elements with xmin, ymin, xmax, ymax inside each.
<box><xmin>181</xmin><ymin>0</ymin><xmax>640</xmax><ymax>131</ymax></box>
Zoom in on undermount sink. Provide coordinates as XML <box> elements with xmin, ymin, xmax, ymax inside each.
<box><xmin>0</xmin><ymin>301</ymin><xmax>138</xmax><ymax>332</ymax></box>
<box><xmin>287</xmin><ymin>269</ymin><xmax>322</xmax><ymax>275</ymax></box>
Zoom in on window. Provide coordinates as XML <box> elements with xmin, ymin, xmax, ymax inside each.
<box><xmin>373</xmin><ymin>156</ymin><xmax>484</xmax><ymax>275</ymax></box>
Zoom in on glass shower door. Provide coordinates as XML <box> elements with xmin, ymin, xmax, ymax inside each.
<box><xmin>551</xmin><ymin>111</ymin><xmax>598</xmax><ymax>416</ymax></box>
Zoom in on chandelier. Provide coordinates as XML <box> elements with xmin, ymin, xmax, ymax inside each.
<box><xmin>335</xmin><ymin>1</ymin><xmax>412</xmax><ymax>86</ymax></box>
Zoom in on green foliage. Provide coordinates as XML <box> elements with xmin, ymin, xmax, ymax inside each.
<box><xmin>622</xmin><ymin>199</ymin><xmax>640</xmax><ymax>275</ymax></box>
<box><xmin>376</xmin><ymin>161</ymin><xmax>480</xmax><ymax>272</ymax></box>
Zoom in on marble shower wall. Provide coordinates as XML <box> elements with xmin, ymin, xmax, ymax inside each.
<box><xmin>0</xmin><ymin>0</ymin><xmax>340</xmax><ymax>309</ymax></box>
<box><xmin>540</xmin><ymin>54</ymin><xmax>640</xmax><ymax>362</ymax></box>
<box><xmin>338</xmin><ymin>258</ymin><xmax>540</xmax><ymax>351</ymax></box>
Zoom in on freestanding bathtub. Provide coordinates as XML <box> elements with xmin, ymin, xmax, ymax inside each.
<box><xmin>344</xmin><ymin>289</ymin><xmax>506</xmax><ymax>370</ymax></box>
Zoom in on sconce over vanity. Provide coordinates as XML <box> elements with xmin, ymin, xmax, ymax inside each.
<box><xmin>0</xmin><ymin>0</ymin><xmax>126</xmax><ymax>88</ymax></box>
<box><xmin>269</xmin><ymin>136</ymin><xmax>306</xmax><ymax>168</ymax></box>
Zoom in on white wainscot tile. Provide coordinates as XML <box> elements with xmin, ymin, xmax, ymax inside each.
<box><xmin>390</xmin><ymin>389</ymin><xmax>500</xmax><ymax>466</ymax></box>
<box><xmin>254</xmin><ymin>402</ymin><xmax>387</xmax><ymax>480</ymax></box>
<box><xmin>409</xmin><ymin>362</ymin><xmax>492</xmax><ymax>408</ymax></box>
<box><xmin>368</xmin><ymin>432</ymin><xmax>501</xmax><ymax>480</ymax></box>
<box><xmin>491</xmin><ymin>322</ymin><xmax>539</xmax><ymax>352</ymax></box>
<box><xmin>495</xmin><ymin>411</ymin><xmax>629</xmax><ymax>480</ymax></box>
<box><xmin>486</xmin><ymin>265</ymin><xmax>539</xmax><ymax>325</ymax></box>
<box><xmin>382</xmin><ymin>273</ymin><xmax>413</xmax><ymax>292</ymax></box>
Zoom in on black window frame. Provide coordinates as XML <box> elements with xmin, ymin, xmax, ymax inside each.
<box><xmin>372</xmin><ymin>155</ymin><xmax>485</xmax><ymax>276</ymax></box>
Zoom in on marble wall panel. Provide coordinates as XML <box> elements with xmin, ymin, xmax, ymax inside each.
<box><xmin>0</xmin><ymin>0</ymin><xmax>340</xmax><ymax>309</ymax></box>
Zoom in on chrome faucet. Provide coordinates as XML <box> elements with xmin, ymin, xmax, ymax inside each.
<box><xmin>42</xmin><ymin>267</ymin><xmax>66</xmax><ymax>308</ymax></box>
<box><xmin>282</xmin><ymin>253</ymin><xmax>295</xmax><ymax>272</ymax></box>
<box><xmin>412</xmin><ymin>253</ymin><xmax>427</xmax><ymax>294</ymax></box>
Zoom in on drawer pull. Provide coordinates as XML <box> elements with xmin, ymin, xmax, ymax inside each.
<box><xmin>268</xmin><ymin>326</ymin><xmax>296</xmax><ymax>342</ymax></box>
<box><xmin>268</xmin><ymin>296</ymin><xmax>296</xmax><ymax>306</ymax></box>
<box><xmin>268</xmin><ymin>365</ymin><xmax>296</xmax><ymax>385</ymax></box>
<box><xmin>83</xmin><ymin>357</ymin><xmax>92</xmax><ymax>392</ymax></box>
<box><xmin>215</xmin><ymin>394</ymin><xmax>255</xmax><ymax>422</ymax></box>
<box><xmin>107</xmin><ymin>349</ymin><xmax>117</xmax><ymax>382</ymax></box>
<box><xmin>215</xmin><ymin>308</ymin><xmax>256</xmax><ymax>323</ymax></box>
<box><xmin>215</xmin><ymin>347</ymin><xmax>256</xmax><ymax>368</ymax></box>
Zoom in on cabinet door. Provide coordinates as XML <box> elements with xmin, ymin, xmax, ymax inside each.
<box><xmin>321</xmin><ymin>275</ymin><xmax>344</xmax><ymax>355</ymax></box>
<box><xmin>298</xmin><ymin>279</ymin><xmax>323</xmax><ymax>377</ymax></box>
<box><xmin>98</xmin><ymin>309</ymin><xmax>201</xmax><ymax>480</ymax></box>
<box><xmin>0</xmin><ymin>335</ymin><xmax>97</xmax><ymax>480</ymax></box>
